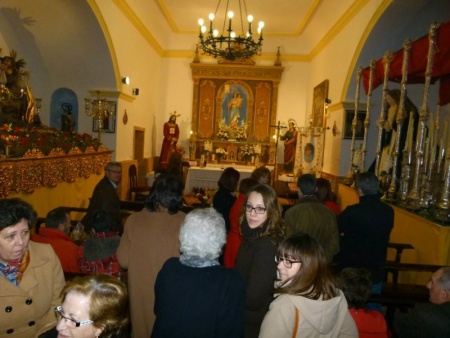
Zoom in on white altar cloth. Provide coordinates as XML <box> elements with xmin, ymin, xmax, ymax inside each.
<box><xmin>184</xmin><ymin>165</ymin><xmax>255</xmax><ymax>193</ymax></box>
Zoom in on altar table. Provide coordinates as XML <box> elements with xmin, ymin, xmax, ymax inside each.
<box><xmin>184</xmin><ymin>164</ymin><xmax>255</xmax><ymax>193</ymax></box>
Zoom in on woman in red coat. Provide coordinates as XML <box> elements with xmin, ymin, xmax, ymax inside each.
<box><xmin>223</xmin><ymin>178</ymin><xmax>258</xmax><ymax>268</ymax></box>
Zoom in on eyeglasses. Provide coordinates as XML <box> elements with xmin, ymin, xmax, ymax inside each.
<box><xmin>55</xmin><ymin>306</ymin><xmax>93</xmax><ymax>328</ymax></box>
<box><xmin>244</xmin><ymin>204</ymin><xmax>266</xmax><ymax>214</ymax></box>
<box><xmin>274</xmin><ymin>255</ymin><xmax>301</xmax><ymax>268</ymax></box>
<box><xmin>108</xmin><ymin>170</ymin><xmax>122</xmax><ymax>174</ymax></box>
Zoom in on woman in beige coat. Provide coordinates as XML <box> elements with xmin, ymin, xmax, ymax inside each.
<box><xmin>0</xmin><ymin>198</ymin><xmax>65</xmax><ymax>337</ymax></box>
<box><xmin>117</xmin><ymin>175</ymin><xmax>186</xmax><ymax>338</ymax></box>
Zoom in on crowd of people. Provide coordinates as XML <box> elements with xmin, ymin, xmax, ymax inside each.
<box><xmin>1</xmin><ymin>159</ymin><xmax>448</xmax><ymax>338</ymax></box>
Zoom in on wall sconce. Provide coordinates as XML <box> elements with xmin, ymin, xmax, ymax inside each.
<box><xmin>324</xmin><ymin>98</ymin><xmax>332</xmax><ymax>118</ymax></box>
<box><xmin>332</xmin><ymin>121</ymin><xmax>338</xmax><ymax>136</ymax></box>
<box><xmin>122</xmin><ymin>77</ymin><xmax>130</xmax><ymax>85</ymax></box>
<box><xmin>132</xmin><ymin>88</ymin><xmax>139</xmax><ymax>96</ymax></box>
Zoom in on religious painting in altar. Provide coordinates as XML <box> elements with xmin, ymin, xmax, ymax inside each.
<box><xmin>190</xmin><ymin>63</ymin><xmax>284</xmax><ymax>165</ymax></box>
<box><xmin>343</xmin><ymin>109</ymin><xmax>365</xmax><ymax>139</ymax></box>
<box><xmin>311</xmin><ymin>80</ymin><xmax>329</xmax><ymax>128</ymax></box>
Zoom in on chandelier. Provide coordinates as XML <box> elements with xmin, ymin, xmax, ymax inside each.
<box><xmin>0</xmin><ymin>69</ymin><xmax>27</xmax><ymax>103</ymax></box>
<box><xmin>85</xmin><ymin>91</ymin><xmax>115</xmax><ymax>142</ymax></box>
<box><xmin>197</xmin><ymin>0</ymin><xmax>264</xmax><ymax>60</ymax></box>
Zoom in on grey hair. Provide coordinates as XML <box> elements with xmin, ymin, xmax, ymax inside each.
<box><xmin>179</xmin><ymin>208</ymin><xmax>226</xmax><ymax>260</ymax></box>
<box><xmin>438</xmin><ymin>267</ymin><xmax>450</xmax><ymax>291</ymax></box>
<box><xmin>105</xmin><ymin>162</ymin><xmax>121</xmax><ymax>171</ymax></box>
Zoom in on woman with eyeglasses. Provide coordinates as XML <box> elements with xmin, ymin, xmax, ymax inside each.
<box><xmin>0</xmin><ymin>198</ymin><xmax>65</xmax><ymax>338</ymax></box>
<box><xmin>234</xmin><ymin>184</ymin><xmax>285</xmax><ymax>338</ymax></box>
<box><xmin>259</xmin><ymin>234</ymin><xmax>358</xmax><ymax>338</ymax></box>
<box><xmin>56</xmin><ymin>274</ymin><xmax>129</xmax><ymax>338</ymax></box>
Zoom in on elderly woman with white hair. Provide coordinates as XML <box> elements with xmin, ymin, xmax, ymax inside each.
<box><xmin>152</xmin><ymin>208</ymin><xmax>246</xmax><ymax>338</ymax></box>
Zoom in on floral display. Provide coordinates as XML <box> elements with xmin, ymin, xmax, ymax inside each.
<box><xmin>218</xmin><ymin>120</ymin><xmax>230</xmax><ymax>140</ymax></box>
<box><xmin>215</xmin><ymin>147</ymin><xmax>226</xmax><ymax>155</ymax></box>
<box><xmin>203</xmin><ymin>140</ymin><xmax>213</xmax><ymax>153</ymax></box>
<box><xmin>1</xmin><ymin>123</ymin><xmax>101</xmax><ymax>157</ymax></box>
<box><xmin>239</xmin><ymin>144</ymin><xmax>254</xmax><ymax>162</ymax></box>
<box><xmin>218</xmin><ymin>118</ymin><xmax>248</xmax><ymax>141</ymax></box>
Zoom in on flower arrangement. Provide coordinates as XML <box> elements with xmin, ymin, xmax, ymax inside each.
<box><xmin>235</xmin><ymin>124</ymin><xmax>248</xmax><ymax>141</ymax></box>
<box><xmin>203</xmin><ymin>140</ymin><xmax>213</xmax><ymax>154</ymax></box>
<box><xmin>239</xmin><ymin>144</ymin><xmax>254</xmax><ymax>162</ymax></box>
<box><xmin>218</xmin><ymin>120</ymin><xmax>229</xmax><ymax>140</ymax></box>
<box><xmin>1</xmin><ymin>123</ymin><xmax>101</xmax><ymax>157</ymax></box>
<box><xmin>215</xmin><ymin>147</ymin><xmax>226</xmax><ymax>155</ymax></box>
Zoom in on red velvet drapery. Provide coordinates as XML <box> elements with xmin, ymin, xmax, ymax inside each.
<box><xmin>362</xmin><ymin>21</ymin><xmax>450</xmax><ymax>105</ymax></box>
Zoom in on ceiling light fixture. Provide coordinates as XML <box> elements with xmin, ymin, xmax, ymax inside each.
<box><xmin>197</xmin><ymin>0</ymin><xmax>264</xmax><ymax>61</ymax></box>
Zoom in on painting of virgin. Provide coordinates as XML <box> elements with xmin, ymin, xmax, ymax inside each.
<box><xmin>221</xmin><ymin>85</ymin><xmax>247</xmax><ymax>128</ymax></box>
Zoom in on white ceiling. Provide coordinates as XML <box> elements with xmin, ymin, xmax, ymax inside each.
<box><xmin>157</xmin><ymin>0</ymin><xmax>356</xmax><ymax>49</ymax></box>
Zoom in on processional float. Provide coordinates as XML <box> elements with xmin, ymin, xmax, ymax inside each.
<box><xmin>347</xmin><ymin>21</ymin><xmax>450</xmax><ymax>223</ymax></box>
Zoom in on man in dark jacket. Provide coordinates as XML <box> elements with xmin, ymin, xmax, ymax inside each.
<box><xmin>284</xmin><ymin>174</ymin><xmax>339</xmax><ymax>262</ymax></box>
<box><xmin>337</xmin><ymin>172</ymin><xmax>394</xmax><ymax>306</ymax></box>
<box><xmin>394</xmin><ymin>267</ymin><xmax>450</xmax><ymax>337</ymax></box>
<box><xmin>81</xmin><ymin>162</ymin><xmax>122</xmax><ymax>233</ymax></box>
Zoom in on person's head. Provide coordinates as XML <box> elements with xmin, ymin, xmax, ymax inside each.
<box><xmin>242</xmin><ymin>184</ymin><xmax>284</xmax><ymax>239</ymax></box>
<box><xmin>355</xmin><ymin>172</ymin><xmax>380</xmax><ymax>196</ymax></box>
<box><xmin>385</xmin><ymin>89</ymin><xmax>418</xmax><ymax>116</ymax></box>
<box><xmin>315</xmin><ymin>178</ymin><xmax>336</xmax><ymax>203</ymax></box>
<box><xmin>175</xmin><ymin>145</ymin><xmax>185</xmax><ymax>155</ymax></box>
<box><xmin>288</xmin><ymin>119</ymin><xmax>297</xmax><ymax>130</ymax></box>
<box><xmin>275</xmin><ymin>234</ymin><xmax>336</xmax><ymax>300</ymax></box>
<box><xmin>105</xmin><ymin>162</ymin><xmax>122</xmax><ymax>185</ymax></box>
<box><xmin>0</xmin><ymin>198</ymin><xmax>36</xmax><ymax>265</ymax></box>
<box><xmin>427</xmin><ymin>267</ymin><xmax>450</xmax><ymax>305</ymax></box>
<box><xmin>168</xmin><ymin>114</ymin><xmax>177</xmax><ymax>123</ymax></box>
<box><xmin>91</xmin><ymin>210</ymin><xmax>114</xmax><ymax>233</ymax></box>
<box><xmin>238</xmin><ymin>177</ymin><xmax>259</xmax><ymax>194</ymax></box>
<box><xmin>56</xmin><ymin>274</ymin><xmax>129</xmax><ymax>338</ymax></box>
<box><xmin>145</xmin><ymin>174</ymin><xmax>183</xmax><ymax>214</ymax></box>
<box><xmin>46</xmin><ymin>207</ymin><xmax>71</xmax><ymax>235</ymax></box>
<box><xmin>297</xmin><ymin>174</ymin><xmax>316</xmax><ymax>196</ymax></box>
<box><xmin>218</xmin><ymin>167</ymin><xmax>240</xmax><ymax>192</ymax></box>
<box><xmin>179</xmin><ymin>208</ymin><xmax>226</xmax><ymax>262</ymax></box>
<box><xmin>250</xmin><ymin>166</ymin><xmax>271</xmax><ymax>185</ymax></box>
<box><xmin>336</xmin><ymin>267</ymin><xmax>373</xmax><ymax>309</ymax></box>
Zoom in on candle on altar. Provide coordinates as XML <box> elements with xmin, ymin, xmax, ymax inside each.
<box><xmin>406</xmin><ymin>114</ymin><xmax>414</xmax><ymax>151</ymax></box>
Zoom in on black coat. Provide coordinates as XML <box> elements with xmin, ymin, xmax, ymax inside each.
<box><xmin>337</xmin><ymin>193</ymin><xmax>394</xmax><ymax>282</ymax></box>
<box><xmin>81</xmin><ymin>176</ymin><xmax>122</xmax><ymax>233</ymax></box>
<box><xmin>234</xmin><ymin>221</ymin><xmax>278</xmax><ymax>338</ymax></box>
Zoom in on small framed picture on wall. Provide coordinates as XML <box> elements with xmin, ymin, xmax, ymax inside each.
<box><xmin>343</xmin><ymin>110</ymin><xmax>365</xmax><ymax>140</ymax></box>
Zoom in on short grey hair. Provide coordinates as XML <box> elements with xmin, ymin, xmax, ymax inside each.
<box><xmin>179</xmin><ymin>208</ymin><xmax>226</xmax><ymax>260</ymax></box>
<box><xmin>438</xmin><ymin>267</ymin><xmax>450</xmax><ymax>291</ymax></box>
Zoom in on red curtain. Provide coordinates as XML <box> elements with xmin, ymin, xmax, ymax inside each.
<box><xmin>362</xmin><ymin>21</ymin><xmax>450</xmax><ymax>105</ymax></box>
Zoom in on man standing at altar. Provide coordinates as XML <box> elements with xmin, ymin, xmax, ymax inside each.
<box><xmin>159</xmin><ymin>112</ymin><xmax>180</xmax><ymax>170</ymax></box>
<box><xmin>81</xmin><ymin>162</ymin><xmax>123</xmax><ymax>234</ymax></box>
<box><xmin>337</xmin><ymin>172</ymin><xmax>394</xmax><ymax>310</ymax></box>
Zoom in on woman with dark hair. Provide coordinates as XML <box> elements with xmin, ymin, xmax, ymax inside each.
<box><xmin>250</xmin><ymin>166</ymin><xmax>271</xmax><ymax>185</ymax></box>
<box><xmin>0</xmin><ymin>198</ymin><xmax>65</xmax><ymax>338</ymax></box>
<box><xmin>259</xmin><ymin>234</ymin><xmax>357</xmax><ymax>338</ymax></box>
<box><xmin>223</xmin><ymin>177</ymin><xmax>258</xmax><ymax>268</ymax></box>
<box><xmin>337</xmin><ymin>268</ymin><xmax>389</xmax><ymax>338</ymax></box>
<box><xmin>56</xmin><ymin>274</ymin><xmax>129</xmax><ymax>338</ymax></box>
<box><xmin>316</xmin><ymin>178</ymin><xmax>340</xmax><ymax>215</ymax></box>
<box><xmin>234</xmin><ymin>184</ymin><xmax>285</xmax><ymax>338</ymax></box>
<box><xmin>212</xmin><ymin>167</ymin><xmax>240</xmax><ymax>233</ymax></box>
<box><xmin>116</xmin><ymin>174</ymin><xmax>186</xmax><ymax>337</ymax></box>
<box><xmin>152</xmin><ymin>208</ymin><xmax>245</xmax><ymax>338</ymax></box>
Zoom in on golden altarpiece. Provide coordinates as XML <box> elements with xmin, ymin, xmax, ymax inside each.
<box><xmin>189</xmin><ymin>62</ymin><xmax>284</xmax><ymax>165</ymax></box>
